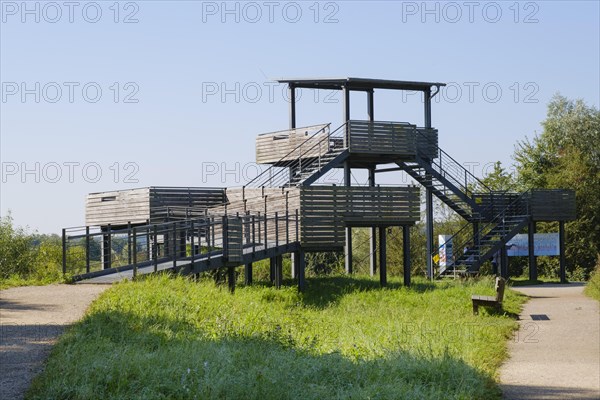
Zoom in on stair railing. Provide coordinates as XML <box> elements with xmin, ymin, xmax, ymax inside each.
<box><xmin>245</xmin><ymin>122</ymin><xmax>348</xmax><ymax>188</ymax></box>
<box><xmin>435</xmin><ymin>190</ymin><xmax>531</xmax><ymax>275</ymax></box>
<box><xmin>414</xmin><ymin>128</ymin><xmax>492</xmax><ymax>198</ymax></box>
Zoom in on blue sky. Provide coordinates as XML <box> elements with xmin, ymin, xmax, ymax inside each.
<box><xmin>1</xmin><ymin>0</ymin><xmax>599</xmax><ymax>233</ymax></box>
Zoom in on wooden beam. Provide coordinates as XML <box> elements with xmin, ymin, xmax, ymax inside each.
<box><xmin>379</xmin><ymin>227</ymin><xmax>387</xmax><ymax>287</ymax></box>
<box><xmin>344</xmin><ymin>161</ymin><xmax>353</xmax><ymax>274</ymax></box>
<box><xmin>275</xmin><ymin>255</ymin><xmax>283</xmax><ymax>289</ymax></box>
<box><xmin>297</xmin><ymin>250</ymin><xmax>306</xmax><ymax>292</ymax></box>
<box><xmin>403</xmin><ymin>225</ymin><xmax>411</xmax><ymax>286</ymax></box>
<box><xmin>369</xmin><ymin>167</ymin><xmax>377</xmax><ymax>277</ymax></box>
<box><xmin>228</xmin><ymin>266</ymin><xmax>236</xmax><ymax>293</ymax></box>
<box><xmin>425</xmin><ymin>188</ymin><xmax>433</xmax><ymax>279</ymax></box>
<box><xmin>244</xmin><ymin>263</ymin><xmax>253</xmax><ymax>285</ymax></box>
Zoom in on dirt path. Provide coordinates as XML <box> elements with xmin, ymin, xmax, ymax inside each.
<box><xmin>0</xmin><ymin>284</ymin><xmax>110</xmax><ymax>400</ymax></box>
<box><xmin>500</xmin><ymin>283</ymin><xmax>600</xmax><ymax>399</ymax></box>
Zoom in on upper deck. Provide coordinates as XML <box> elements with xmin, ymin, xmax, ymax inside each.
<box><xmin>256</xmin><ymin>120</ymin><xmax>438</xmax><ymax>166</ymax></box>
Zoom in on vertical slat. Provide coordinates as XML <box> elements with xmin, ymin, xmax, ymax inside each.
<box><xmin>275</xmin><ymin>212</ymin><xmax>279</xmax><ymax>247</ymax></box>
<box><xmin>403</xmin><ymin>225</ymin><xmax>411</xmax><ymax>287</ymax></box>
<box><xmin>252</xmin><ymin>215</ymin><xmax>256</xmax><ymax>255</ymax></box>
<box><xmin>190</xmin><ymin>220</ymin><xmax>195</xmax><ymax>271</ymax></box>
<box><xmin>172</xmin><ymin>222</ymin><xmax>177</xmax><ymax>270</ymax></box>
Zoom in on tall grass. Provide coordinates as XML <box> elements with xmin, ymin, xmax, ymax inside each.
<box><xmin>27</xmin><ymin>275</ymin><xmax>525</xmax><ymax>399</ymax></box>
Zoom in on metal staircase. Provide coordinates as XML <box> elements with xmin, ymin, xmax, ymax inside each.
<box><xmin>395</xmin><ymin>129</ymin><xmax>533</xmax><ymax>277</ymax></box>
<box><xmin>436</xmin><ymin>191</ymin><xmax>531</xmax><ymax>276</ymax></box>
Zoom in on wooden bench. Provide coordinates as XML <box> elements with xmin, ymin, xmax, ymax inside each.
<box><xmin>471</xmin><ymin>277</ymin><xmax>506</xmax><ymax>315</ymax></box>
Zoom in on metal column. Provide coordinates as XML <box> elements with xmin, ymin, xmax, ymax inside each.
<box><xmin>369</xmin><ymin>167</ymin><xmax>377</xmax><ymax>276</ymax></box>
<box><xmin>424</xmin><ymin>89</ymin><xmax>434</xmax><ymax>280</ymax></box>
<box><xmin>559</xmin><ymin>221</ymin><xmax>567</xmax><ymax>283</ymax></box>
<box><xmin>528</xmin><ymin>221</ymin><xmax>537</xmax><ymax>281</ymax></box>
<box><xmin>425</xmin><ymin>188</ymin><xmax>434</xmax><ymax>279</ymax></box>
<box><xmin>289</xmin><ymin>84</ymin><xmax>296</xmax><ymax>129</ymax></box>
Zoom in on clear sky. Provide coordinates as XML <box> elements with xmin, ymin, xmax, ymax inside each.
<box><xmin>1</xmin><ymin>0</ymin><xmax>599</xmax><ymax>234</ymax></box>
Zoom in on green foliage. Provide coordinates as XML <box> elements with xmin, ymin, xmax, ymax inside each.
<box><xmin>480</xmin><ymin>161</ymin><xmax>516</xmax><ymax>192</ymax></box>
<box><xmin>0</xmin><ymin>213</ymin><xmax>64</xmax><ymax>289</ymax></box>
<box><xmin>584</xmin><ymin>256</ymin><xmax>600</xmax><ymax>301</ymax></box>
<box><xmin>513</xmin><ymin>94</ymin><xmax>600</xmax><ymax>277</ymax></box>
<box><xmin>27</xmin><ymin>275</ymin><xmax>525</xmax><ymax>399</ymax></box>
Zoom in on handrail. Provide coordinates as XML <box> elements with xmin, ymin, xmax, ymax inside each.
<box><xmin>435</xmin><ymin>190</ymin><xmax>531</xmax><ymax>274</ymax></box>
<box><xmin>62</xmin><ymin>209</ymin><xmax>302</xmax><ymax>279</ymax></box>
<box><xmin>414</xmin><ymin>128</ymin><xmax>492</xmax><ymax>196</ymax></box>
<box><xmin>245</xmin><ymin>122</ymin><xmax>348</xmax><ymax>188</ymax></box>
<box><xmin>245</xmin><ymin>123</ymin><xmax>332</xmax><ymax>188</ymax></box>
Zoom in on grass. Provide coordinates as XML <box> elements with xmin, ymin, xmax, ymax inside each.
<box><xmin>0</xmin><ymin>273</ymin><xmax>66</xmax><ymax>290</ymax></box>
<box><xmin>584</xmin><ymin>265</ymin><xmax>600</xmax><ymax>301</ymax></box>
<box><xmin>27</xmin><ymin>274</ymin><xmax>526</xmax><ymax>400</ymax></box>
<box><xmin>508</xmin><ymin>276</ymin><xmax>561</xmax><ymax>287</ymax></box>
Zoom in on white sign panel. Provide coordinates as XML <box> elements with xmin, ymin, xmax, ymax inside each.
<box><xmin>507</xmin><ymin>233</ymin><xmax>560</xmax><ymax>256</ymax></box>
<box><xmin>438</xmin><ymin>235</ymin><xmax>453</xmax><ymax>267</ymax></box>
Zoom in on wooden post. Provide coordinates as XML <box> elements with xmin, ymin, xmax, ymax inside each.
<box><xmin>344</xmin><ymin>162</ymin><xmax>352</xmax><ymax>274</ymax></box>
<box><xmin>102</xmin><ymin>225</ymin><xmax>112</xmax><ymax>270</ymax></box>
<box><xmin>269</xmin><ymin>257</ymin><xmax>276</xmax><ymax>284</ymax></box>
<box><xmin>275</xmin><ymin>212</ymin><xmax>279</xmax><ymax>248</ymax></box>
<box><xmin>145</xmin><ymin>221</ymin><xmax>151</xmax><ymax>261</ymax></box>
<box><xmin>297</xmin><ymin>250</ymin><xmax>306</xmax><ymax>292</ymax></box>
<box><xmin>403</xmin><ymin>225</ymin><xmax>411</xmax><ymax>287</ymax></box>
<box><xmin>425</xmin><ymin>188</ymin><xmax>434</xmax><ymax>279</ymax></box>
<box><xmin>127</xmin><ymin>221</ymin><xmax>132</xmax><ymax>265</ymax></box>
<box><xmin>179</xmin><ymin>228</ymin><xmax>186</xmax><ymax>258</ymax></box>
<box><xmin>61</xmin><ymin>228</ymin><xmax>67</xmax><ymax>274</ymax></box>
<box><xmin>132</xmin><ymin>227</ymin><xmax>137</xmax><ymax>278</ymax></box>
<box><xmin>245</xmin><ymin>263</ymin><xmax>253</xmax><ymax>285</ymax></box>
<box><xmin>172</xmin><ymin>222</ymin><xmax>177</xmax><ymax>270</ymax></box>
<box><xmin>379</xmin><ymin>226</ymin><xmax>387</xmax><ymax>287</ymax></box>
<box><xmin>275</xmin><ymin>254</ymin><xmax>283</xmax><ymax>289</ymax></box>
<box><xmin>369</xmin><ymin>167</ymin><xmax>377</xmax><ymax>276</ymax></box>
<box><xmin>528</xmin><ymin>221</ymin><xmax>537</xmax><ymax>281</ymax></box>
<box><xmin>190</xmin><ymin>220</ymin><xmax>195</xmax><ymax>271</ymax></box>
<box><xmin>559</xmin><ymin>221</ymin><xmax>567</xmax><ymax>283</ymax></box>
<box><xmin>228</xmin><ymin>266</ymin><xmax>235</xmax><ymax>293</ymax></box>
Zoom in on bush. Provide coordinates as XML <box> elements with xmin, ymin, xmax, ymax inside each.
<box><xmin>0</xmin><ymin>214</ymin><xmax>64</xmax><ymax>288</ymax></box>
<box><xmin>584</xmin><ymin>256</ymin><xmax>600</xmax><ymax>301</ymax></box>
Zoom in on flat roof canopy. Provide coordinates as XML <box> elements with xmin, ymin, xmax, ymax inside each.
<box><xmin>276</xmin><ymin>77</ymin><xmax>446</xmax><ymax>92</ymax></box>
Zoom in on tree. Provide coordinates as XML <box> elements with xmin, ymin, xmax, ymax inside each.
<box><xmin>513</xmin><ymin>94</ymin><xmax>600</xmax><ymax>277</ymax></box>
<box><xmin>480</xmin><ymin>161</ymin><xmax>516</xmax><ymax>192</ymax></box>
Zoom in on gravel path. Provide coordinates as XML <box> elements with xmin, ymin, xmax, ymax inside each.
<box><xmin>500</xmin><ymin>283</ymin><xmax>600</xmax><ymax>399</ymax></box>
<box><xmin>0</xmin><ymin>284</ymin><xmax>110</xmax><ymax>400</ymax></box>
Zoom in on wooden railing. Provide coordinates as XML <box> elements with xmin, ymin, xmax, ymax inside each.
<box><xmin>347</xmin><ymin>120</ymin><xmax>417</xmax><ymax>155</ymax></box>
<box><xmin>300</xmin><ymin>185</ymin><xmax>420</xmax><ymax>249</ymax></box>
